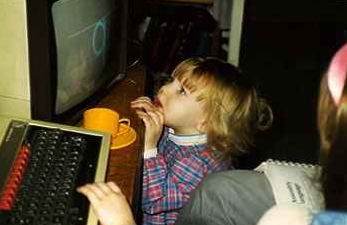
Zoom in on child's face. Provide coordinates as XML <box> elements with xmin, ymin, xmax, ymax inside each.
<box><xmin>156</xmin><ymin>77</ymin><xmax>206</xmax><ymax>134</ymax></box>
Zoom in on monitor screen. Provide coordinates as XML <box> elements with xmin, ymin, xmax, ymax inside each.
<box><xmin>0</xmin><ymin>0</ymin><xmax>128</xmax><ymax>124</ymax></box>
<box><xmin>52</xmin><ymin>0</ymin><xmax>118</xmax><ymax>115</ymax></box>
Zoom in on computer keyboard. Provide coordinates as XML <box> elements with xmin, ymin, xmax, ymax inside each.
<box><xmin>0</xmin><ymin>119</ymin><xmax>111</xmax><ymax>225</ymax></box>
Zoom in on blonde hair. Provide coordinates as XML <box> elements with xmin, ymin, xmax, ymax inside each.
<box><xmin>172</xmin><ymin>57</ymin><xmax>272</xmax><ymax>158</ymax></box>
<box><xmin>318</xmin><ymin>75</ymin><xmax>336</xmax><ymax>154</ymax></box>
<box><xmin>318</xmin><ymin>72</ymin><xmax>347</xmax><ymax>210</ymax></box>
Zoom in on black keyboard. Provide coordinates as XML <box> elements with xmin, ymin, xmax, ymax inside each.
<box><xmin>0</xmin><ymin>120</ymin><xmax>109</xmax><ymax>225</ymax></box>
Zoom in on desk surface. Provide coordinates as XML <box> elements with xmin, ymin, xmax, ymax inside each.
<box><xmin>95</xmin><ymin>64</ymin><xmax>147</xmax><ymax>213</ymax></box>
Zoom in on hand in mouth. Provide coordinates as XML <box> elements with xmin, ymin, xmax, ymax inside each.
<box><xmin>153</xmin><ymin>97</ymin><xmax>163</xmax><ymax>109</ymax></box>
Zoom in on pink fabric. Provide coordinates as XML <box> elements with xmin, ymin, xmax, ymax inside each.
<box><xmin>327</xmin><ymin>43</ymin><xmax>347</xmax><ymax>105</ymax></box>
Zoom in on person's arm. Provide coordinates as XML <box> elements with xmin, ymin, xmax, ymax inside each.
<box><xmin>175</xmin><ymin>170</ymin><xmax>276</xmax><ymax>225</ymax></box>
<box><xmin>142</xmin><ymin>152</ymin><xmax>208</xmax><ymax>214</ymax></box>
<box><xmin>77</xmin><ymin>182</ymin><xmax>136</xmax><ymax>225</ymax></box>
<box><xmin>256</xmin><ymin>205</ymin><xmax>312</xmax><ymax>225</ymax></box>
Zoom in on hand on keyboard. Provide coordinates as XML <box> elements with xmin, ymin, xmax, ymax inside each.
<box><xmin>78</xmin><ymin>182</ymin><xmax>136</xmax><ymax>225</ymax></box>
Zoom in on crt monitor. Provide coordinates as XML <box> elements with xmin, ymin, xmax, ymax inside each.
<box><xmin>0</xmin><ymin>0</ymin><xmax>128</xmax><ymax>125</ymax></box>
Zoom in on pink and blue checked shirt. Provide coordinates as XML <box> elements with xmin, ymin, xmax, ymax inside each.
<box><xmin>142</xmin><ymin>128</ymin><xmax>231</xmax><ymax>225</ymax></box>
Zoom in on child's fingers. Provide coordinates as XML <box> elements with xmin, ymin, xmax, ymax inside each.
<box><xmin>78</xmin><ymin>182</ymin><xmax>123</xmax><ymax>199</ymax></box>
<box><xmin>95</xmin><ymin>182</ymin><xmax>114</xmax><ymax>196</ymax></box>
<box><xmin>77</xmin><ymin>184</ymin><xmax>102</xmax><ymax>207</ymax></box>
<box><xmin>146</xmin><ymin>110</ymin><xmax>164</xmax><ymax>126</ymax></box>
<box><xmin>140</xmin><ymin>113</ymin><xmax>152</xmax><ymax>128</ymax></box>
<box><xmin>136</xmin><ymin>110</ymin><xmax>163</xmax><ymax>129</ymax></box>
<box><xmin>132</xmin><ymin>96</ymin><xmax>151</xmax><ymax>102</ymax></box>
<box><xmin>131</xmin><ymin>103</ymin><xmax>152</xmax><ymax>113</ymax></box>
<box><xmin>130</xmin><ymin>97</ymin><xmax>155</xmax><ymax>112</ymax></box>
<box><xmin>107</xmin><ymin>182</ymin><xmax>122</xmax><ymax>194</ymax></box>
<box><xmin>80</xmin><ymin>183</ymin><xmax>106</xmax><ymax>199</ymax></box>
<box><xmin>135</xmin><ymin>110</ymin><xmax>148</xmax><ymax>120</ymax></box>
<box><xmin>130</xmin><ymin>97</ymin><xmax>152</xmax><ymax>107</ymax></box>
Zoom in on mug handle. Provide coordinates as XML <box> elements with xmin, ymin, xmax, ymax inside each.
<box><xmin>116</xmin><ymin>118</ymin><xmax>131</xmax><ymax>136</ymax></box>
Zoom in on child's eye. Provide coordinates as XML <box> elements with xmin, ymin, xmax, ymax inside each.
<box><xmin>178</xmin><ymin>86</ymin><xmax>186</xmax><ymax>95</ymax></box>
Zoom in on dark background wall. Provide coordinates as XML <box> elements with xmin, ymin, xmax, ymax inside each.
<box><xmin>236</xmin><ymin>0</ymin><xmax>347</xmax><ymax>167</ymax></box>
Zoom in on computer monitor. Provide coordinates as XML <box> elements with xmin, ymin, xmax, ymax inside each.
<box><xmin>0</xmin><ymin>0</ymin><xmax>129</xmax><ymax>125</ymax></box>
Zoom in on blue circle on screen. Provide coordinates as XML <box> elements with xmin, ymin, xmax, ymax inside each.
<box><xmin>92</xmin><ymin>18</ymin><xmax>106</xmax><ymax>56</ymax></box>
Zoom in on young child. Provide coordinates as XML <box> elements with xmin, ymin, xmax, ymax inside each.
<box><xmin>130</xmin><ymin>57</ymin><xmax>269</xmax><ymax>225</ymax></box>
<box><xmin>78</xmin><ymin>57</ymin><xmax>270</xmax><ymax>225</ymax></box>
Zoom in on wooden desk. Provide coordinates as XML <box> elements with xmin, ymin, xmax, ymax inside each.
<box><xmin>94</xmin><ymin>64</ymin><xmax>147</xmax><ymax>216</ymax></box>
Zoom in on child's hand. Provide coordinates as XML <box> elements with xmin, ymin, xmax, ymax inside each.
<box><xmin>131</xmin><ymin>97</ymin><xmax>164</xmax><ymax>151</ymax></box>
<box><xmin>77</xmin><ymin>182</ymin><xmax>136</xmax><ymax>225</ymax></box>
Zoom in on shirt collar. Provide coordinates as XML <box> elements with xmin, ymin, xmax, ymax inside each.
<box><xmin>168</xmin><ymin>128</ymin><xmax>207</xmax><ymax>146</ymax></box>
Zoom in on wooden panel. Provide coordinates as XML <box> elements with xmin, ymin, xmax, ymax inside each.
<box><xmin>94</xmin><ymin>64</ymin><xmax>146</xmax><ymax>204</ymax></box>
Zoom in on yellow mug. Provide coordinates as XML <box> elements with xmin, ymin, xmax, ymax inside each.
<box><xmin>83</xmin><ymin>108</ymin><xmax>130</xmax><ymax>138</ymax></box>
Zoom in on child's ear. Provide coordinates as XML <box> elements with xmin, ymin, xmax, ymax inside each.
<box><xmin>196</xmin><ymin>119</ymin><xmax>207</xmax><ymax>133</ymax></box>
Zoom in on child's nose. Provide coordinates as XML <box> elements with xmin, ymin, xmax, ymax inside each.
<box><xmin>157</xmin><ymin>87</ymin><xmax>164</xmax><ymax>95</ymax></box>
<box><xmin>158</xmin><ymin>84</ymin><xmax>168</xmax><ymax>95</ymax></box>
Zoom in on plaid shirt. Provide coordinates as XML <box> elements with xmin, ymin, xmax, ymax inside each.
<box><xmin>142</xmin><ymin>128</ymin><xmax>231</xmax><ymax>225</ymax></box>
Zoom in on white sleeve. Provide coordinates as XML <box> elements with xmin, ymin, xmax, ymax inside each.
<box><xmin>143</xmin><ymin>147</ymin><xmax>158</xmax><ymax>159</ymax></box>
<box><xmin>257</xmin><ymin>205</ymin><xmax>313</xmax><ymax>225</ymax></box>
